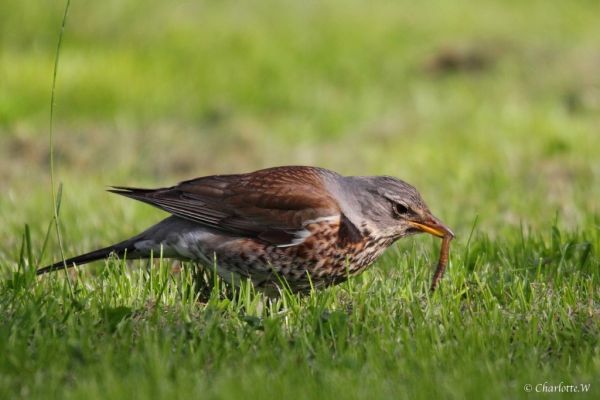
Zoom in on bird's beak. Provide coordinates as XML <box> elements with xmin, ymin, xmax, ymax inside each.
<box><xmin>408</xmin><ymin>215</ymin><xmax>454</xmax><ymax>238</ymax></box>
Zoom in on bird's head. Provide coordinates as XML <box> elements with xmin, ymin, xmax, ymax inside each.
<box><xmin>345</xmin><ymin>175</ymin><xmax>454</xmax><ymax>241</ymax></box>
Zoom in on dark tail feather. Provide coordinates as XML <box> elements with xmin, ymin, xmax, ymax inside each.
<box><xmin>36</xmin><ymin>242</ymin><xmax>133</xmax><ymax>275</ymax></box>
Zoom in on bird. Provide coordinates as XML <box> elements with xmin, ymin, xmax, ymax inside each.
<box><xmin>37</xmin><ymin>166</ymin><xmax>454</xmax><ymax>293</ymax></box>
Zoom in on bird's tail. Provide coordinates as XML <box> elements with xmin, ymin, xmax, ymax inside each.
<box><xmin>36</xmin><ymin>241</ymin><xmax>134</xmax><ymax>275</ymax></box>
<box><xmin>36</xmin><ymin>216</ymin><xmax>193</xmax><ymax>276</ymax></box>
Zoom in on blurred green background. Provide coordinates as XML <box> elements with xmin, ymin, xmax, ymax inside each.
<box><xmin>1</xmin><ymin>0</ymin><xmax>599</xmax><ymax>271</ymax></box>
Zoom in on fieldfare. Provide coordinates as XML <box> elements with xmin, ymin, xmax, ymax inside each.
<box><xmin>38</xmin><ymin>166</ymin><xmax>454</xmax><ymax>293</ymax></box>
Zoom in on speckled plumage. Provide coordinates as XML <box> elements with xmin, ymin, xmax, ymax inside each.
<box><xmin>38</xmin><ymin>166</ymin><xmax>453</xmax><ymax>293</ymax></box>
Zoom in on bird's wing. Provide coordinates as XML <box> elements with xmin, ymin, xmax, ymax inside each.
<box><xmin>108</xmin><ymin>166</ymin><xmax>342</xmax><ymax>247</ymax></box>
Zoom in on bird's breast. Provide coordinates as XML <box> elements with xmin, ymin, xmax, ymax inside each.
<box><xmin>179</xmin><ymin>217</ymin><xmax>394</xmax><ymax>291</ymax></box>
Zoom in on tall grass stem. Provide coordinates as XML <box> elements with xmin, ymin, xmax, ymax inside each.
<box><xmin>49</xmin><ymin>0</ymin><xmax>72</xmax><ymax>293</ymax></box>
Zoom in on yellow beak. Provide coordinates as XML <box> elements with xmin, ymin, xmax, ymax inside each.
<box><xmin>408</xmin><ymin>218</ymin><xmax>454</xmax><ymax>238</ymax></box>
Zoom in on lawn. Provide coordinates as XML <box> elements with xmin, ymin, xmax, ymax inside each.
<box><xmin>1</xmin><ymin>0</ymin><xmax>599</xmax><ymax>399</ymax></box>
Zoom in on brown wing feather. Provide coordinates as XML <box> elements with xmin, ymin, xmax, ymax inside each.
<box><xmin>109</xmin><ymin>166</ymin><xmax>341</xmax><ymax>246</ymax></box>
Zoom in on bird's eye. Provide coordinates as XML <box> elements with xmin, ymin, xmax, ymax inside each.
<box><xmin>393</xmin><ymin>203</ymin><xmax>409</xmax><ymax>216</ymax></box>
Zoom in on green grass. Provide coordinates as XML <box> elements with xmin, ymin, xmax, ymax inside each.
<box><xmin>1</xmin><ymin>0</ymin><xmax>599</xmax><ymax>399</ymax></box>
